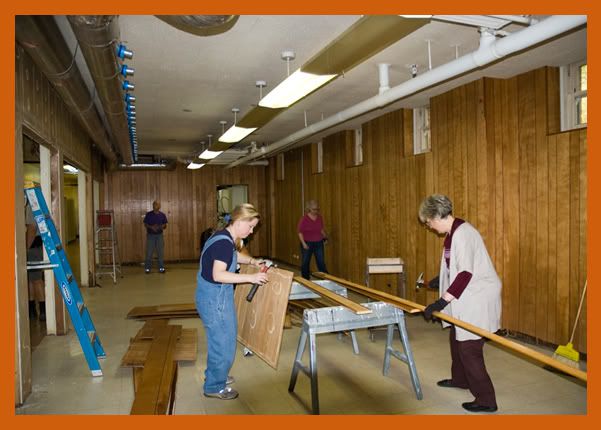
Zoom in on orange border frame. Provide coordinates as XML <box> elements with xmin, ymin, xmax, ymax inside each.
<box><xmin>1</xmin><ymin>1</ymin><xmax>596</xmax><ymax>429</ymax></box>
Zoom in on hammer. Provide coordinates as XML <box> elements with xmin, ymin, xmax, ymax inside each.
<box><xmin>246</xmin><ymin>260</ymin><xmax>274</xmax><ymax>302</ymax></box>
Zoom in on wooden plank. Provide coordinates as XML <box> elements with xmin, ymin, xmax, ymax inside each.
<box><xmin>547</xmin><ymin>134</ymin><xmax>558</xmax><ymax>343</ymax></box>
<box><xmin>555</xmin><ymin>133</ymin><xmax>571</xmax><ymax>343</ymax></box>
<box><xmin>293</xmin><ymin>276</ymin><xmax>372</xmax><ymax>314</ymax></box>
<box><xmin>234</xmin><ymin>266</ymin><xmax>294</xmax><ymax>369</ymax></box>
<box><xmin>130</xmin><ymin>325</ymin><xmax>181</xmax><ymax>415</ymax></box>
<box><xmin>313</xmin><ymin>272</ymin><xmax>420</xmax><ymax>314</ymax></box>
<box><xmin>517</xmin><ymin>71</ymin><xmax>537</xmax><ymax>336</ymax></box>
<box><xmin>576</xmin><ymin>130</ymin><xmax>587</xmax><ymax>352</ymax></box>
<box><xmin>367</xmin><ymin>265</ymin><xmax>403</xmax><ymax>274</ymax></box>
<box><xmin>122</xmin><ymin>328</ymin><xmax>197</xmax><ymax>367</ymax></box>
<box><xmin>534</xmin><ymin>68</ymin><xmax>550</xmax><ymax>341</ymax></box>
<box><xmin>126</xmin><ymin>303</ymin><xmax>197</xmax><ymax>319</ymax></box>
<box><xmin>366</xmin><ymin>257</ymin><xmax>403</xmax><ymax>266</ymax></box>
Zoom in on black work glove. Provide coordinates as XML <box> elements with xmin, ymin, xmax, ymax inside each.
<box><xmin>423</xmin><ymin>298</ymin><xmax>449</xmax><ymax>321</ymax></box>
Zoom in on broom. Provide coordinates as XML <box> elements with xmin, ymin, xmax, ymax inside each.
<box><xmin>553</xmin><ymin>280</ymin><xmax>587</xmax><ymax>367</ymax></box>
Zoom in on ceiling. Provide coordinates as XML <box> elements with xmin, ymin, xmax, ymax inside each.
<box><xmin>62</xmin><ymin>15</ymin><xmax>587</xmax><ymax>165</ymax></box>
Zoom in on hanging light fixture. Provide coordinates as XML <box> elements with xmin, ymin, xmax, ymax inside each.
<box><xmin>199</xmin><ymin>134</ymin><xmax>222</xmax><ymax>160</ymax></box>
<box><xmin>218</xmin><ymin>107</ymin><xmax>257</xmax><ymax>143</ymax></box>
<box><xmin>259</xmin><ymin>50</ymin><xmax>336</xmax><ymax>109</ymax></box>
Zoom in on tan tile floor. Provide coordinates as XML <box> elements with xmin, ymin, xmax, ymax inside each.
<box><xmin>15</xmin><ymin>263</ymin><xmax>587</xmax><ymax>415</ymax></box>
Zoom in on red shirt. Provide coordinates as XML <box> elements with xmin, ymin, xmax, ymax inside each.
<box><xmin>298</xmin><ymin>214</ymin><xmax>325</xmax><ymax>242</ymax></box>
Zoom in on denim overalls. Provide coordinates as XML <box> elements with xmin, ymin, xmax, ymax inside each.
<box><xmin>195</xmin><ymin>233</ymin><xmax>238</xmax><ymax>394</ymax></box>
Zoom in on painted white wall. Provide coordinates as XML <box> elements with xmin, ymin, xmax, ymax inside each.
<box><xmin>39</xmin><ymin>145</ymin><xmax>56</xmax><ymax>335</ymax></box>
<box><xmin>78</xmin><ymin>170</ymin><xmax>88</xmax><ymax>287</ymax></box>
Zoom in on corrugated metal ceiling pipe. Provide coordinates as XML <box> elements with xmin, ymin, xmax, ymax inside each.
<box><xmin>227</xmin><ymin>15</ymin><xmax>586</xmax><ymax>168</ymax></box>
<box><xmin>15</xmin><ymin>16</ymin><xmax>118</xmax><ymax>164</ymax></box>
<box><xmin>67</xmin><ymin>15</ymin><xmax>133</xmax><ymax>165</ymax></box>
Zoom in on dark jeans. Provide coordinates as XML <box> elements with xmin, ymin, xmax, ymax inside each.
<box><xmin>145</xmin><ymin>233</ymin><xmax>164</xmax><ymax>270</ymax></box>
<box><xmin>300</xmin><ymin>240</ymin><xmax>328</xmax><ymax>279</ymax></box>
<box><xmin>449</xmin><ymin>326</ymin><xmax>497</xmax><ymax>408</ymax></box>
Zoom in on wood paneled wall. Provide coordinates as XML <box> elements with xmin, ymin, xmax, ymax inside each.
<box><xmin>17</xmin><ymin>45</ymin><xmax>93</xmax><ymax>172</ymax></box>
<box><xmin>269</xmin><ymin>67</ymin><xmax>587</xmax><ymax>352</ymax></box>
<box><xmin>104</xmin><ymin>164</ymin><xmax>269</xmax><ymax>263</ymax></box>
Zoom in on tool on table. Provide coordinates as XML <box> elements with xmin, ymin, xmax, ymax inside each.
<box><xmin>246</xmin><ymin>260</ymin><xmax>275</xmax><ymax>302</ymax></box>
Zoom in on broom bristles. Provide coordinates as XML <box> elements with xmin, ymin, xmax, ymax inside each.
<box><xmin>553</xmin><ymin>342</ymin><xmax>580</xmax><ymax>368</ymax></box>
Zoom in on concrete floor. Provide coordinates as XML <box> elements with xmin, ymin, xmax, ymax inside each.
<box><xmin>15</xmin><ymin>263</ymin><xmax>587</xmax><ymax>415</ymax></box>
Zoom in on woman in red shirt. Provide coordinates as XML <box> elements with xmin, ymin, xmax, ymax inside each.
<box><xmin>297</xmin><ymin>200</ymin><xmax>329</xmax><ymax>279</ymax></box>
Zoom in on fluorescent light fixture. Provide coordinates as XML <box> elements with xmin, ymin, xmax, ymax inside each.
<box><xmin>198</xmin><ymin>150</ymin><xmax>223</xmax><ymax>159</ymax></box>
<box><xmin>63</xmin><ymin>164</ymin><xmax>78</xmax><ymax>174</ymax></box>
<box><xmin>119</xmin><ymin>163</ymin><xmax>167</xmax><ymax>168</ymax></box>
<box><xmin>218</xmin><ymin>125</ymin><xmax>258</xmax><ymax>143</ymax></box>
<box><xmin>259</xmin><ymin>69</ymin><xmax>337</xmax><ymax>109</ymax></box>
<box><xmin>399</xmin><ymin>15</ymin><xmax>433</xmax><ymax>18</ymax></box>
<box><xmin>187</xmin><ymin>162</ymin><xmax>205</xmax><ymax>170</ymax></box>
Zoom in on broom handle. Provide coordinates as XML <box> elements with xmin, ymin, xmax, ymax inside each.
<box><xmin>314</xmin><ymin>272</ymin><xmax>587</xmax><ymax>382</ymax></box>
<box><xmin>568</xmin><ymin>280</ymin><xmax>587</xmax><ymax>344</ymax></box>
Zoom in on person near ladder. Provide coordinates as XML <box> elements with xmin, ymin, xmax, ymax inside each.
<box><xmin>195</xmin><ymin>203</ymin><xmax>269</xmax><ymax>400</ymax></box>
<box><xmin>419</xmin><ymin>194</ymin><xmax>502</xmax><ymax>413</ymax></box>
<box><xmin>143</xmin><ymin>200</ymin><xmax>168</xmax><ymax>274</ymax></box>
<box><xmin>25</xmin><ymin>196</ymin><xmax>46</xmax><ymax>321</ymax></box>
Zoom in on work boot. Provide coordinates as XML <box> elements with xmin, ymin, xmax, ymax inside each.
<box><xmin>38</xmin><ymin>301</ymin><xmax>46</xmax><ymax>322</ymax></box>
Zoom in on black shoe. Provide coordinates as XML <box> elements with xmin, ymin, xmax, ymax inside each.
<box><xmin>462</xmin><ymin>401</ymin><xmax>498</xmax><ymax>413</ymax></box>
<box><xmin>437</xmin><ymin>379</ymin><xmax>468</xmax><ymax>389</ymax></box>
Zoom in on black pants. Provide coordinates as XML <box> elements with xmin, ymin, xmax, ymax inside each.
<box><xmin>449</xmin><ymin>326</ymin><xmax>497</xmax><ymax>408</ymax></box>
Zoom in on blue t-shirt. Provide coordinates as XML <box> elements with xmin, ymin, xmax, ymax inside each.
<box><xmin>143</xmin><ymin>210</ymin><xmax>168</xmax><ymax>234</ymax></box>
<box><xmin>200</xmin><ymin>230</ymin><xmax>235</xmax><ymax>283</ymax></box>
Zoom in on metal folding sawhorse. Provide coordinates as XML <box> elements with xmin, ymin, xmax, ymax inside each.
<box><xmin>289</xmin><ymin>279</ymin><xmax>360</xmax><ymax>354</ymax></box>
<box><xmin>288</xmin><ymin>301</ymin><xmax>422</xmax><ymax>414</ymax></box>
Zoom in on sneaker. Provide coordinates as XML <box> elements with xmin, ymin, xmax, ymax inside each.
<box><xmin>145</xmin><ymin>269</ymin><xmax>150</xmax><ymax>274</ymax></box>
<box><xmin>204</xmin><ymin>387</ymin><xmax>238</xmax><ymax>400</ymax></box>
<box><xmin>159</xmin><ymin>267</ymin><xmax>166</xmax><ymax>273</ymax></box>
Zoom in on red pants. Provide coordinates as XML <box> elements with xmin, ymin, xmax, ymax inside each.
<box><xmin>449</xmin><ymin>326</ymin><xmax>497</xmax><ymax>408</ymax></box>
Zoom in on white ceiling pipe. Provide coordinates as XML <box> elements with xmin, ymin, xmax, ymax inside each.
<box><xmin>227</xmin><ymin>15</ymin><xmax>586</xmax><ymax>168</ymax></box>
<box><xmin>378</xmin><ymin>63</ymin><xmax>391</xmax><ymax>94</ymax></box>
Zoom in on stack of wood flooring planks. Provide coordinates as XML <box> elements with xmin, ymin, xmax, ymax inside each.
<box><xmin>123</xmin><ymin>320</ymin><xmax>198</xmax><ymax>414</ymax></box>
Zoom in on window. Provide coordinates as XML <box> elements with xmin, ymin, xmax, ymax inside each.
<box><xmin>413</xmin><ymin>105</ymin><xmax>431</xmax><ymax>154</ymax></box>
<box><xmin>561</xmin><ymin>60</ymin><xmax>587</xmax><ymax>130</ymax></box>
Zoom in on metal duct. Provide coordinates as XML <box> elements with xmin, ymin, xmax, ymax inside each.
<box><xmin>155</xmin><ymin>15</ymin><xmax>239</xmax><ymax>36</ymax></box>
<box><xmin>67</xmin><ymin>15</ymin><xmax>133</xmax><ymax>164</ymax></box>
<box><xmin>15</xmin><ymin>16</ymin><xmax>118</xmax><ymax>164</ymax></box>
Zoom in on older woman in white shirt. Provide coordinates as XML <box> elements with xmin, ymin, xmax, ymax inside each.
<box><xmin>419</xmin><ymin>194</ymin><xmax>502</xmax><ymax>413</ymax></box>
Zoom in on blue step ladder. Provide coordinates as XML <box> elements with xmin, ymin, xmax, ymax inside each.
<box><xmin>25</xmin><ymin>186</ymin><xmax>105</xmax><ymax>376</ymax></box>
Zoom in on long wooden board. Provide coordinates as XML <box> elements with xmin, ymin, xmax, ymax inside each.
<box><xmin>130</xmin><ymin>325</ymin><xmax>181</xmax><ymax>414</ymax></box>
<box><xmin>312</xmin><ymin>272</ymin><xmax>420</xmax><ymax>314</ymax></box>
<box><xmin>121</xmin><ymin>328</ymin><xmax>198</xmax><ymax>367</ymax></box>
<box><xmin>234</xmin><ymin>266</ymin><xmax>293</xmax><ymax>369</ymax></box>
<box><xmin>126</xmin><ymin>303</ymin><xmax>197</xmax><ymax>319</ymax></box>
<box><xmin>293</xmin><ymin>276</ymin><xmax>372</xmax><ymax>314</ymax></box>
<box><xmin>315</xmin><ymin>272</ymin><xmax>587</xmax><ymax>382</ymax></box>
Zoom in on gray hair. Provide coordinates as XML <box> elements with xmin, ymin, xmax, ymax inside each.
<box><xmin>305</xmin><ymin>199</ymin><xmax>319</xmax><ymax>212</ymax></box>
<box><xmin>418</xmin><ymin>194</ymin><xmax>453</xmax><ymax>223</ymax></box>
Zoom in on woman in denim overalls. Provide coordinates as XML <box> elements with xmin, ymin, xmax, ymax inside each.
<box><xmin>195</xmin><ymin>204</ymin><xmax>268</xmax><ymax>400</ymax></box>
